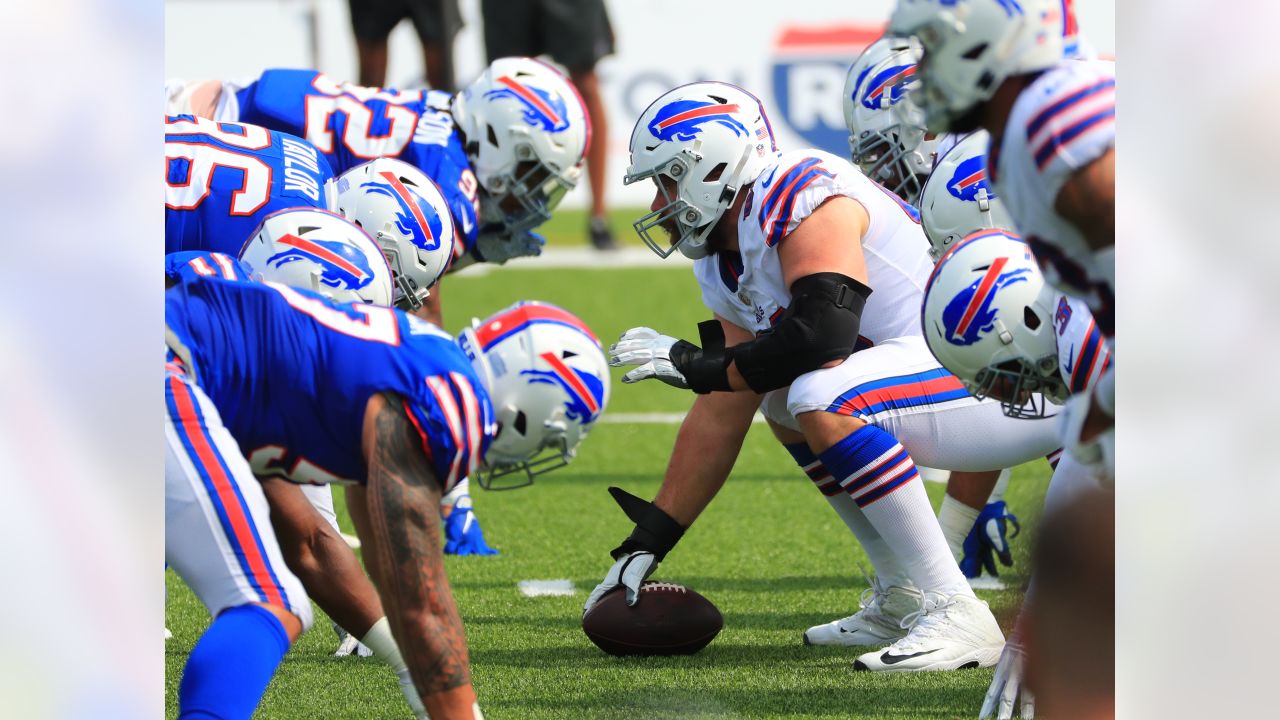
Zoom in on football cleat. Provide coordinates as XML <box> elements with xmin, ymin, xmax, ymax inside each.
<box><xmin>853</xmin><ymin>593</ymin><xmax>1004</xmax><ymax>672</ymax></box>
<box><xmin>803</xmin><ymin>577</ymin><xmax>921</xmax><ymax>646</ymax></box>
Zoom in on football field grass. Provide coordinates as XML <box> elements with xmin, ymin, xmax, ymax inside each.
<box><xmin>165</xmin><ymin>255</ymin><xmax>1051</xmax><ymax>719</ymax></box>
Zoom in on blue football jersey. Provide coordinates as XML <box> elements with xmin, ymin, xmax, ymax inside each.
<box><xmin>165</xmin><ymin>115</ymin><xmax>334</xmax><ymax>256</ymax></box>
<box><xmin>165</xmin><ymin>277</ymin><xmax>495</xmax><ymax>490</ymax></box>
<box><xmin>233</xmin><ymin>69</ymin><xmax>480</xmax><ymax>258</ymax></box>
<box><xmin>165</xmin><ymin>251</ymin><xmax>253</xmax><ymax>285</ymax></box>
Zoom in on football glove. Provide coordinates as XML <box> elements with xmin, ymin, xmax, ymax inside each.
<box><xmin>960</xmin><ymin>501</ymin><xmax>1022</xmax><ymax>578</ymax></box>
<box><xmin>583</xmin><ymin>487</ymin><xmax>686</xmax><ymax>614</ymax></box>
<box><xmin>473</xmin><ymin>227</ymin><xmax>545</xmax><ymax>264</ymax></box>
<box><xmin>608</xmin><ymin>321</ymin><xmax>731</xmax><ymax>393</ymax></box>
<box><xmin>980</xmin><ymin>631</ymin><xmax>1034</xmax><ymax>719</ymax></box>
<box><xmin>443</xmin><ymin>496</ymin><xmax>499</xmax><ymax>556</ymax></box>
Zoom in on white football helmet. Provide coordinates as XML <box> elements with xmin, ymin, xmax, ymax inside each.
<box><xmin>239</xmin><ymin>208</ymin><xmax>394</xmax><ymax>306</ymax></box>
<box><xmin>843</xmin><ymin>36</ymin><xmax>938</xmax><ymax>205</ymax></box>
<box><xmin>918</xmin><ymin>131</ymin><xmax>1017</xmax><ymax>261</ymax></box>
<box><xmin>888</xmin><ymin>0</ymin><xmax>1065</xmax><ymax>132</ymax></box>
<box><xmin>922</xmin><ymin>229</ymin><xmax>1065</xmax><ymax>418</ymax></box>
<box><xmin>625</xmin><ymin>82</ymin><xmax>777</xmax><ymax>259</ymax></box>
<box><xmin>451</xmin><ymin>57</ymin><xmax>589</xmax><ymax>234</ymax></box>
<box><xmin>457</xmin><ymin>301</ymin><xmax>611</xmax><ymax>490</ymax></box>
<box><xmin>332</xmin><ymin>158</ymin><xmax>456</xmax><ymax>311</ymax></box>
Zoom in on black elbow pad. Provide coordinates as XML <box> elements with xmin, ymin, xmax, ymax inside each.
<box><xmin>727</xmin><ymin>272</ymin><xmax>871</xmax><ymax>393</ymax></box>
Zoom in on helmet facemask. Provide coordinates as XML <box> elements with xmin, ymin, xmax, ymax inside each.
<box><xmin>852</xmin><ymin>124</ymin><xmax>937</xmax><ymax>206</ymax></box>
<box><xmin>477</xmin><ymin>419</ymin><xmax>574</xmax><ymax>491</ymax></box>
<box><xmin>969</xmin><ymin>353</ymin><xmax>1067</xmax><ymax>419</ymax></box>
<box><xmin>625</xmin><ymin>145</ymin><xmax>748</xmax><ymax>260</ymax></box>
<box><xmin>478</xmin><ymin>139</ymin><xmax>580</xmax><ymax>236</ymax></box>
<box><xmin>376</xmin><ymin>241</ymin><xmax>428</xmax><ymax>311</ymax></box>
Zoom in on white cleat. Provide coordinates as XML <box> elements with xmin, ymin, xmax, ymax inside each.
<box><xmin>803</xmin><ymin>578</ymin><xmax>922</xmax><ymax>646</ymax></box>
<box><xmin>164</xmin><ymin>627</ymin><xmax>172</xmax><ymax>641</ymax></box>
<box><xmin>853</xmin><ymin>593</ymin><xmax>1004</xmax><ymax>672</ymax></box>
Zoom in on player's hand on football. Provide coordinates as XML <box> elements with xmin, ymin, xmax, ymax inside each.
<box><xmin>474</xmin><ymin>227</ymin><xmax>545</xmax><ymax>264</ymax></box>
<box><xmin>608</xmin><ymin>327</ymin><xmax>691</xmax><ymax>388</ymax></box>
<box><xmin>583</xmin><ymin>550</ymin><xmax>658</xmax><ymax>614</ymax></box>
<box><xmin>980</xmin><ymin>634</ymin><xmax>1033</xmax><ymax>719</ymax></box>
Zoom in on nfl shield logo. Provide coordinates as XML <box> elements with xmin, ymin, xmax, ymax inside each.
<box><xmin>770</xmin><ymin>26</ymin><xmax>880</xmax><ymax>156</ymax></box>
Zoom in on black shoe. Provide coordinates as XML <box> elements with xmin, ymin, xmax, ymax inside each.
<box><xmin>589</xmin><ymin>217</ymin><xmax>618</xmax><ymax>250</ymax></box>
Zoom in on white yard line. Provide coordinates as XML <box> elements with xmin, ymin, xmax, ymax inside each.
<box><xmin>601</xmin><ymin>412</ymin><xmax>767</xmax><ymax>425</ymax></box>
<box><xmin>517</xmin><ymin>579</ymin><xmax>577</xmax><ymax>597</ymax></box>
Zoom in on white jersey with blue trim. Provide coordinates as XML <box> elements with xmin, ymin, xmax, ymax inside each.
<box><xmin>1052</xmin><ymin>293</ymin><xmax>1111</xmax><ymax>396</ymax></box>
<box><xmin>693</xmin><ymin>149</ymin><xmax>935</xmax><ymax>348</ymax></box>
<box><xmin>989</xmin><ymin>59</ymin><xmax>1115</xmax><ymax>334</ymax></box>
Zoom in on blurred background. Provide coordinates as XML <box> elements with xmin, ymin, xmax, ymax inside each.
<box><xmin>166</xmin><ymin>0</ymin><xmax>1115</xmax><ymax>215</ymax></box>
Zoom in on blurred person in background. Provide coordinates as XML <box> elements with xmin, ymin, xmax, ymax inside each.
<box><xmin>481</xmin><ymin>0</ymin><xmax>617</xmax><ymax>250</ymax></box>
<box><xmin>348</xmin><ymin>0</ymin><xmax>462</xmax><ymax>90</ymax></box>
<box><xmin>1023</xmin><ymin>488</ymin><xmax>1114</xmax><ymax>719</ymax></box>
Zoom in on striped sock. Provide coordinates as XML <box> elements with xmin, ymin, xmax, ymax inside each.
<box><xmin>783</xmin><ymin>442</ymin><xmax>912</xmax><ymax>587</ymax></box>
<box><xmin>818</xmin><ymin>426</ymin><xmax>972</xmax><ymax>597</ymax></box>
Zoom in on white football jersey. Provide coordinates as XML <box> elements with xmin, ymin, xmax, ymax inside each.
<box><xmin>1053</xmin><ymin>293</ymin><xmax>1111</xmax><ymax>396</ymax></box>
<box><xmin>693</xmin><ymin>149</ymin><xmax>934</xmax><ymax>348</ymax></box>
<box><xmin>990</xmin><ymin>59</ymin><xmax>1115</xmax><ymax>335</ymax></box>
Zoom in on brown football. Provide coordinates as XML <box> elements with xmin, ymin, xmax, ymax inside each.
<box><xmin>582</xmin><ymin>581</ymin><xmax>723</xmax><ymax>656</ymax></box>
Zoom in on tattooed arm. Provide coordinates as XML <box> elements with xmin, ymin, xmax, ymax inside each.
<box><xmin>353</xmin><ymin>392</ymin><xmax>480</xmax><ymax>719</ymax></box>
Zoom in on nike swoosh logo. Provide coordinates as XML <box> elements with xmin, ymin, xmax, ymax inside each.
<box><xmin>1064</xmin><ymin>345</ymin><xmax>1076</xmax><ymax>373</ymax></box>
<box><xmin>759</xmin><ymin>166</ymin><xmax>778</xmax><ymax>189</ymax></box>
<box><xmin>880</xmin><ymin>648</ymin><xmax>941</xmax><ymax>665</ymax></box>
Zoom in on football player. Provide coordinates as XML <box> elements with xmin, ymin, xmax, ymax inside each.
<box><xmin>165</xmin><ymin>279</ymin><xmax>607</xmax><ymax>719</ymax></box>
<box><xmin>584</xmin><ymin>82</ymin><xmax>1075</xmax><ymax>672</ymax></box>
<box><xmin>888</xmin><ymin>0</ymin><xmax>1115</xmax><ymax>472</ymax></box>
<box><xmin>167</xmin><ymin>56</ymin><xmax>590</xmax><ymax>283</ymax></box>
<box><xmin>843</xmin><ymin>38</ymin><xmax>1023</xmax><ymax>585</ymax></box>
<box><xmin>919</xmin><ymin>133</ymin><xmax>1112</xmax><ymax>719</ymax></box>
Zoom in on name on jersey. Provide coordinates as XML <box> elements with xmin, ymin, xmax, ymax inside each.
<box><xmin>280</xmin><ymin>136</ymin><xmax>323</xmax><ymax>202</ymax></box>
<box><xmin>413</xmin><ymin>109</ymin><xmax>454</xmax><ymax>148</ymax></box>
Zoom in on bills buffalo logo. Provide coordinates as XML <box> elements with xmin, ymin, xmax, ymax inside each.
<box><xmin>362</xmin><ymin>172</ymin><xmax>444</xmax><ymax>251</ymax></box>
<box><xmin>267</xmin><ymin>234</ymin><xmax>374</xmax><ymax>291</ymax></box>
<box><xmin>942</xmin><ymin>257</ymin><xmax>1030</xmax><ymax>346</ymax></box>
<box><xmin>521</xmin><ymin>352</ymin><xmax>605</xmax><ymax>424</ymax></box>
<box><xmin>484</xmin><ymin>76</ymin><xmax>570</xmax><ymax>132</ymax></box>
<box><xmin>858</xmin><ymin>63</ymin><xmax>918</xmax><ymax>110</ymax></box>
<box><xmin>947</xmin><ymin>155</ymin><xmax>998</xmax><ymax>202</ymax></box>
<box><xmin>648</xmin><ymin>100</ymin><xmax>748</xmax><ymax>142</ymax></box>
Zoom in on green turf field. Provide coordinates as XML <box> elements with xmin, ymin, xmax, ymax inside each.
<box><xmin>165</xmin><ymin>255</ymin><xmax>1049</xmax><ymax>719</ymax></box>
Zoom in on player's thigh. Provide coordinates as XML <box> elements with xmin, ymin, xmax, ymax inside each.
<box><xmin>481</xmin><ymin>0</ymin><xmax>537</xmax><ymax>61</ymax></box>
<box><xmin>164</xmin><ymin>378</ymin><xmax>312</xmax><ymax>629</ymax></box>
<box><xmin>348</xmin><ymin>0</ymin><xmax>407</xmax><ymax>41</ymax></box>
<box><xmin>406</xmin><ymin>0</ymin><xmax>461</xmax><ymax>45</ymax></box>
<box><xmin>784</xmin><ymin>337</ymin><xmax>1059</xmax><ymax>471</ymax></box>
<box><xmin>537</xmin><ymin>0</ymin><xmax>614</xmax><ymax>72</ymax></box>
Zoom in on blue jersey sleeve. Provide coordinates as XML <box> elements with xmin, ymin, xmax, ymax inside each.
<box><xmin>165</xmin><ymin>115</ymin><xmax>333</xmax><ymax>255</ymax></box>
<box><xmin>166</xmin><ymin>251</ymin><xmax>253</xmax><ymax>284</ymax></box>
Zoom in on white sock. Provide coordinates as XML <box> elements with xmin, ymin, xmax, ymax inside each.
<box><xmin>987</xmin><ymin>468</ymin><xmax>1012</xmax><ymax>504</ymax></box>
<box><xmin>938</xmin><ymin>494</ymin><xmax>981</xmax><ymax>563</ymax></box>
<box><xmin>362</xmin><ymin>617</ymin><xmax>427</xmax><ymax>719</ymax></box>
<box><xmin>817</xmin><ymin>425</ymin><xmax>974</xmax><ymax>598</ymax></box>
<box><xmin>823</xmin><ymin>492</ymin><xmax>913</xmax><ymax>588</ymax></box>
<box><xmin>441</xmin><ymin>476</ymin><xmax>470</xmax><ymax>508</ymax></box>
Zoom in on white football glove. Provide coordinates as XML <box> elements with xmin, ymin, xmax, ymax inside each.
<box><xmin>583</xmin><ymin>550</ymin><xmax>658</xmax><ymax>614</ymax></box>
<box><xmin>474</xmin><ymin>228</ymin><xmax>545</xmax><ymax>265</ymax></box>
<box><xmin>608</xmin><ymin>327</ymin><xmax>690</xmax><ymax>388</ymax></box>
<box><xmin>980</xmin><ymin>637</ymin><xmax>1034</xmax><ymax>719</ymax></box>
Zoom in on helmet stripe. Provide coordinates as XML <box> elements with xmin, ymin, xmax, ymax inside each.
<box><xmin>540</xmin><ymin>351</ymin><xmax>600</xmax><ymax>415</ymax></box>
<box><xmin>276</xmin><ymin>233</ymin><xmax>367</xmax><ymax>280</ymax></box>
<box><xmin>377</xmin><ymin>170</ymin><xmax>435</xmax><ymax>243</ymax></box>
<box><xmin>952</xmin><ymin>256</ymin><xmax>1009</xmax><ymax>340</ymax></box>
<box><xmin>656</xmin><ymin>103</ymin><xmax>742</xmax><ymax>131</ymax></box>
<box><xmin>475</xmin><ymin>304</ymin><xmax>600</xmax><ymax>350</ymax></box>
<box><xmin>496</xmin><ymin>76</ymin><xmax>563</xmax><ymax>126</ymax></box>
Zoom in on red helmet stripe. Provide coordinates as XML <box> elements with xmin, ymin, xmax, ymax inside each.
<box><xmin>276</xmin><ymin>233</ymin><xmax>366</xmax><ymax>279</ymax></box>
<box><xmin>953</xmin><ymin>256</ymin><xmax>1009</xmax><ymax>339</ymax></box>
<box><xmin>497</xmin><ymin>76</ymin><xmax>563</xmax><ymax>126</ymax></box>
<box><xmin>378</xmin><ymin>170</ymin><xmax>434</xmax><ymax>242</ymax></box>
<box><xmin>540</xmin><ymin>351</ymin><xmax>600</xmax><ymax>415</ymax></box>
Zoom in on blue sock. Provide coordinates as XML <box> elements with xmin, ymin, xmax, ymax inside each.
<box><xmin>783</xmin><ymin>442</ymin><xmax>842</xmax><ymax>496</ymax></box>
<box><xmin>179</xmin><ymin>604</ymin><xmax>290</xmax><ymax>720</ymax></box>
<box><xmin>817</xmin><ymin>425</ymin><xmax>919</xmax><ymax>507</ymax></box>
